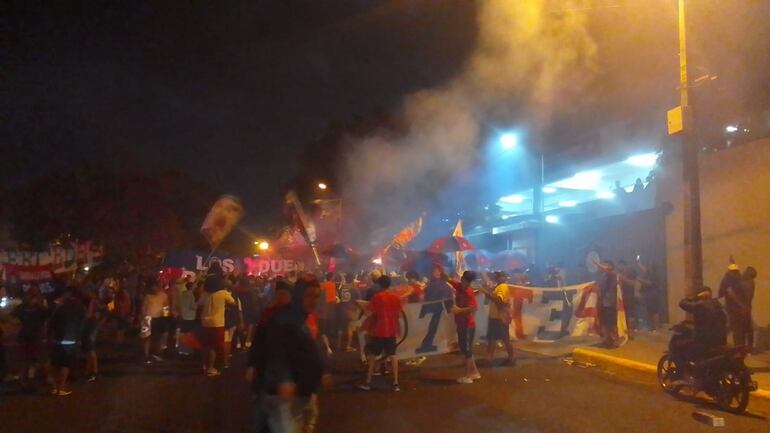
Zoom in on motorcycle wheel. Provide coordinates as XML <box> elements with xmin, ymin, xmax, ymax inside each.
<box><xmin>657</xmin><ymin>354</ymin><xmax>682</xmax><ymax>395</ymax></box>
<box><xmin>716</xmin><ymin>371</ymin><xmax>750</xmax><ymax>414</ymax></box>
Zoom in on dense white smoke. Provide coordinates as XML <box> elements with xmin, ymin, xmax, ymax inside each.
<box><xmin>341</xmin><ymin>0</ymin><xmax>598</xmax><ymax>245</ymax></box>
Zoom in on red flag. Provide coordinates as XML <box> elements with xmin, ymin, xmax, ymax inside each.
<box><xmin>389</xmin><ymin>215</ymin><xmax>424</xmax><ymax>250</ymax></box>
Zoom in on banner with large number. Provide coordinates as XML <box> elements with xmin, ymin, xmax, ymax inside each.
<box><xmin>357</xmin><ymin>282</ymin><xmax>615</xmax><ymax>360</ymax></box>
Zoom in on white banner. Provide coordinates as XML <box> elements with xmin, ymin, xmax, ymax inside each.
<box><xmin>357</xmin><ymin>282</ymin><xmax>607</xmax><ymax>359</ymax></box>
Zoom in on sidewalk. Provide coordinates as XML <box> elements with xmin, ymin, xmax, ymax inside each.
<box><xmin>571</xmin><ymin>330</ymin><xmax>770</xmax><ymax>400</ymax></box>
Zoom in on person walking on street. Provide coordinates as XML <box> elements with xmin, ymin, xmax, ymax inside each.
<box><xmin>247</xmin><ymin>279</ymin><xmax>325</xmax><ymax>433</ymax></box>
<box><xmin>336</xmin><ymin>273</ymin><xmax>360</xmax><ymax>352</ymax></box>
<box><xmin>358</xmin><ymin>275</ymin><xmax>403</xmax><ymax>392</ymax></box>
<box><xmin>12</xmin><ymin>286</ymin><xmax>49</xmax><ymax>389</ymax></box>
<box><xmin>141</xmin><ymin>278</ymin><xmax>171</xmax><ymax>364</ymax></box>
<box><xmin>452</xmin><ymin>271</ymin><xmax>481</xmax><ymax>383</ymax></box>
<box><xmin>223</xmin><ymin>283</ymin><xmax>243</xmax><ymax>369</ymax></box>
<box><xmin>113</xmin><ymin>280</ymin><xmax>132</xmax><ymax>346</ymax></box>
<box><xmin>47</xmin><ymin>287</ymin><xmax>87</xmax><ymax>396</ymax></box>
<box><xmin>198</xmin><ymin>262</ymin><xmax>236</xmax><ymax>377</ymax></box>
<box><xmin>479</xmin><ymin>271</ymin><xmax>515</xmax><ymax>366</ymax></box>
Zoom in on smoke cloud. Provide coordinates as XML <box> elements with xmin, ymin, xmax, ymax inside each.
<box><xmin>341</xmin><ymin>0</ymin><xmax>598</xmax><ymax>246</ymax></box>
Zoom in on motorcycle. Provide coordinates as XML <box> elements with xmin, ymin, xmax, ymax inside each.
<box><xmin>657</xmin><ymin>322</ymin><xmax>757</xmax><ymax>414</ymax></box>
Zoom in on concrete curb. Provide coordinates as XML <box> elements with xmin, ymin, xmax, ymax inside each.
<box><xmin>571</xmin><ymin>347</ymin><xmax>770</xmax><ymax>401</ymax></box>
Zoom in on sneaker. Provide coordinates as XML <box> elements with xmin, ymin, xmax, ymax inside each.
<box><xmin>372</xmin><ymin>370</ymin><xmax>382</xmax><ymax>376</ymax></box>
<box><xmin>414</xmin><ymin>356</ymin><xmax>427</xmax><ymax>366</ymax></box>
<box><xmin>456</xmin><ymin>377</ymin><xmax>474</xmax><ymax>384</ymax></box>
<box><xmin>236</xmin><ymin>343</ymin><xmax>242</xmax><ymax>350</ymax></box>
<box><xmin>392</xmin><ymin>383</ymin><xmax>401</xmax><ymax>392</ymax></box>
<box><xmin>152</xmin><ymin>354</ymin><xmax>164</xmax><ymax>362</ymax></box>
<box><xmin>326</xmin><ymin>347</ymin><xmax>334</xmax><ymax>356</ymax></box>
<box><xmin>144</xmin><ymin>359</ymin><xmax>152</xmax><ymax>365</ymax></box>
<box><xmin>357</xmin><ymin>383</ymin><xmax>372</xmax><ymax>391</ymax></box>
<box><xmin>206</xmin><ymin>369</ymin><xmax>221</xmax><ymax>377</ymax></box>
<box><xmin>55</xmin><ymin>389</ymin><xmax>73</xmax><ymax>396</ymax></box>
<box><xmin>470</xmin><ymin>372</ymin><xmax>482</xmax><ymax>380</ymax></box>
<box><xmin>87</xmin><ymin>374</ymin><xmax>97</xmax><ymax>382</ymax></box>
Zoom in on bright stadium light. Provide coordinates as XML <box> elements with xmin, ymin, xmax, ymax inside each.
<box><xmin>372</xmin><ymin>258</ymin><xmax>382</xmax><ymax>265</ymax></box>
<box><xmin>596</xmin><ymin>191</ymin><xmax>616</xmax><ymax>199</ymax></box>
<box><xmin>725</xmin><ymin>125</ymin><xmax>738</xmax><ymax>133</ymax></box>
<box><xmin>558</xmin><ymin>200</ymin><xmax>577</xmax><ymax>208</ymax></box>
<box><xmin>542</xmin><ymin>186</ymin><xmax>557</xmax><ymax>194</ymax></box>
<box><xmin>625</xmin><ymin>153</ymin><xmax>658</xmax><ymax>167</ymax></box>
<box><xmin>499</xmin><ymin>132</ymin><xmax>519</xmax><ymax>150</ymax></box>
<box><xmin>258</xmin><ymin>241</ymin><xmax>269</xmax><ymax>251</ymax></box>
<box><xmin>545</xmin><ymin>215</ymin><xmax>559</xmax><ymax>224</ymax></box>
<box><xmin>552</xmin><ymin>170</ymin><xmax>602</xmax><ymax>190</ymax></box>
<box><xmin>500</xmin><ymin>194</ymin><xmax>525</xmax><ymax>204</ymax></box>
<box><xmin>317</xmin><ymin>182</ymin><xmax>328</xmax><ymax>190</ymax></box>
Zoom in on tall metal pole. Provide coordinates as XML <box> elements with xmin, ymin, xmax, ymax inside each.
<box><xmin>678</xmin><ymin>0</ymin><xmax>703</xmax><ymax>294</ymax></box>
<box><xmin>533</xmin><ymin>152</ymin><xmax>545</xmax><ymax>271</ymax></box>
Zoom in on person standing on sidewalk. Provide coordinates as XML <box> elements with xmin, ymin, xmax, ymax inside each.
<box><xmin>596</xmin><ymin>260</ymin><xmax>619</xmax><ymax>348</ymax></box>
<box><xmin>479</xmin><ymin>271</ymin><xmax>516</xmax><ymax>366</ymax></box>
<box><xmin>198</xmin><ymin>262</ymin><xmax>236</xmax><ymax>377</ymax></box>
<box><xmin>719</xmin><ymin>260</ymin><xmax>748</xmax><ymax>348</ymax></box>
<box><xmin>638</xmin><ymin>262</ymin><xmax>662</xmax><ymax>332</ymax></box>
<box><xmin>737</xmin><ymin>266</ymin><xmax>757</xmax><ymax>351</ymax></box>
<box><xmin>452</xmin><ymin>271</ymin><xmax>481</xmax><ymax>383</ymax></box>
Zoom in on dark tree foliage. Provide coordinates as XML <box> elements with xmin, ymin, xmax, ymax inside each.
<box><xmin>8</xmin><ymin>168</ymin><xmax>215</xmax><ymax>268</ymax></box>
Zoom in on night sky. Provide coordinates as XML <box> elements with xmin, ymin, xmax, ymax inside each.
<box><xmin>3</xmin><ymin>0</ymin><xmax>769</xmax><ymax>228</ymax></box>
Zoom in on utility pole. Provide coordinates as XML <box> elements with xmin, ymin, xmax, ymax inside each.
<box><xmin>671</xmin><ymin>0</ymin><xmax>703</xmax><ymax>294</ymax></box>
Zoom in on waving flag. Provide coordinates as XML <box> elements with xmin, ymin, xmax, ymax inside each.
<box><xmin>452</xmin><ymin>220</ymin><xmax>466</xmax><ymax>276</ymax></box>
<box><xmin>390</xmin><ymin>215</ymin><xmax>424</xmax><ymax>249</ymax></box>
<box><xmin>200</xmin><ymin>195</ymin><xmax>244</xmax><ymax>250</ymax></box>
<box><xmin>285</xmin><ymin>190</ymin><xmax>321</xmax><ymax>265</ymax></box>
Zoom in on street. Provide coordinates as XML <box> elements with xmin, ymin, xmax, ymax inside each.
<box><xmin>2</xmin><ymin>343</ymin><xmax>769</xmax><ymax>433</ymax></box>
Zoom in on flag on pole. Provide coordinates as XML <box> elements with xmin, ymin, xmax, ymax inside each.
<box><xmin>200</xmin><ymin>195</ymin><xmax>244</xmax><ymax>250</ymax></box>
<box><xmin>285</xmin><ymin>190</ymin><xmax>321</xmax><ymax>265</ymax></box>
<box><xmin>389</xmin><ymin>214</ymin><xmax>424</xmax><ymax>250</ymax></box>
<box><xmin>452</xmin><ymin>219</ymin><xmax>466</xmax><ymax>276</ymax></box>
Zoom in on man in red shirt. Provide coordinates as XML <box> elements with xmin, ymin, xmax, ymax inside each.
<box><xmin>451</xmin><ymin>271</ymin><xmax>481</xmax><ymax>384</ymax></box>
<box><xmin>358</xmin><ymin>275</ymin><xmax>403</xmax><ymax>392</ymax></box>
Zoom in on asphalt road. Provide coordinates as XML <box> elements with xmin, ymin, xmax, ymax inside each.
<box><xmin>1</xmin><ymin>343</ymin><xmax>769</xmax><ymax>433</ymax></box>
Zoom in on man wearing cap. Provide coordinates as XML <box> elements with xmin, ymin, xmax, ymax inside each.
<box><xmin>478</xmin><ymin>271</ymin><xmax>516</xmax><ymax>366</ymax></box>
<box><xmin>719</xmin><ymin>260</ymin><xmax>750</xmax><ymax>348</ymax></box>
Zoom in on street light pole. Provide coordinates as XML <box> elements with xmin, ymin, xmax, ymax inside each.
<box><xmin>677</xmin><ymin>0</ymin><xmax>703</xmax><ymax>294</ymax></box>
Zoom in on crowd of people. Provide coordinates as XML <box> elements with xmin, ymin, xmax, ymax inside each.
<box><xmin>1</xmin><ymin>260</ymin><xmax>529</xmax><ymax>431</ymax></box>
<box><xmin>594</xmin><ymin>257</ymin><xmax>758</xmax><ymax>352</ymax></box>
<box><xmin>0</xmin><ymin>254</ymin><xmax>759</xmax><ymax>432</ymax></box>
